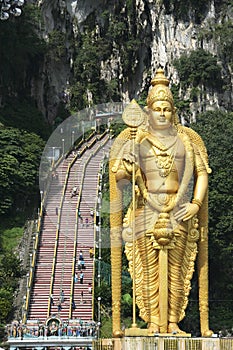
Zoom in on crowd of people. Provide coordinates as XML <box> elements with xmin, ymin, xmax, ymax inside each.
<box><xmin>49</xmin><ymin>250</ymin><xmax>93</xmax><ymax>314</ymax></box>
<box><xmin>78</xmin><ymin>209</ymin><xmax>95</xmax><ymax>228</ymax></box>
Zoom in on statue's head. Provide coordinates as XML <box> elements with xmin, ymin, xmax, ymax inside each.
<box><xmin>145</xmin><ymin>68</ymin><xmax>179</xmax><ymax>127</ymax></box>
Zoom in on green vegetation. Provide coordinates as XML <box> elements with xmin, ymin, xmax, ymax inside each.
<box><xmin>198</xmin><ymin>19</ymin><xmax>233</xmax><ymax>70</ymax></box>
<box><xmin>172</xmin><ymin>49</ymin><xmax>223</xmax><ymax>116</ymax></box>
<box><xmin>171</xmin><ymin>83</ymin><xmax>191</xmax><ymax>115</ymax></box>
<box><xmin>0</xmin><ymin>122</ymin><xmax>44</xmax><ymax>339</ymax></box>
<box><xmin>0</xmin><ymin>98</ymin><xmax>50</xmax><ymax>140</ymax></box>
<box><xmin>0</xmin><ymin>126</ymin><xmax>45</xmax><ymax>215</ymax></box>
<box><xmin>0</xmin><ymin>4</ymin><xmax>51</xmax><ymax>142</ymax></box>
<box><xmin>0</xmin><ymin>252</ymin><xmax>24</xmax><ymax>324</ymax></box>
<box><xmin>1</xmin><ymin>227</ymin><xmax>23</xmax><ymax>252</ymax></box>
<box><xmin>173</xmin><ymin>49</ymin><xmax>222</xmax><ymax>90</ymax></box>
<box><xmin>0</xmin><ymin>124</ymin><xmax>44</xmax><ymax>333</ymax></box>
<box><xmin>163</xmin><ymin>0</ymin><xmax>211</xmax><ymax>22</ymax></box>
<box><xmin>0</xmin><ymin>5</ymin><xmax>46</xmax><ymax>102</ymax></box>
<box><xmin>70</xmin><ymin>30</ymin><xmax>118</xmax><ymax>110</ymax></box>
<box><xmin>69</xmin><ymin>0</ymin><xmax>144</xmax><ymax>110</ymax></box>
<box><xmin>191</xmin><ymin>110</ymin><xmax>233</xmax><ymax>333</ymax></box>
<box><xmin>0</xmin><ymin>214</ymin><xmax>31</xmax><ymax>334</ymax></box>
<box><xmin>47</xmin><ymin>30</ymin><xmax>67</xmax><ymax>60</ymax></box>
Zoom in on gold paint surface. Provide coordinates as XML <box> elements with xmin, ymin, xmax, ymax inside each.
<box><xmin>110</xmin><ymin>69</ymin><xmax>212</xmax><ymax>337</ymax></box>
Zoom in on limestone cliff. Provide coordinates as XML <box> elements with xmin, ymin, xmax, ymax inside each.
<box><xmin>31</xmin><ymin>0</ymin><xmax>233</xmax><ymax>122</ymax></box>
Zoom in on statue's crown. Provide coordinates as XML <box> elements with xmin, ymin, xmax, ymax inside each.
<box><xmin>147</xmin><ymin>68</ymin><xmax>174</xmax><ymax>108</ymax></box>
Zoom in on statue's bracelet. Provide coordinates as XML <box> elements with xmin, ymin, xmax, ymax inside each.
<box><xmin>192</xmin><ymin>198</ymin><xmax>202</xmax><ymax>208</ymax></box>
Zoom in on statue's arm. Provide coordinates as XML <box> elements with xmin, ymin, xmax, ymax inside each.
<box><xmin>180</xmin><ymin>172</ymin><xmax>208</xmax><ymax>222</ymax></box>
<box><xmin>174</xmin><ymin>144</ymin><xmax>208</xmax><ymax>222</ymax></box>
<box><xmin>114</xmin><ymin>140</ymin><xmax>139</xmax><ymax>182</ymax></box>
<box><xmin>192</xmin><ymin>142</ymin><xmax>209</xmax><ymax>204</ymax></box>
<box><xmin>115</xmin><ymin>161</ymin><xmax>133</xmax><ymax>182</ymax></box>
<box><xmin>193</xmin><ymin>171</ymin><xmax>208</xmax><ymax>205</ymax></box>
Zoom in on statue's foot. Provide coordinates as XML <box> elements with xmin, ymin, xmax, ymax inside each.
<box><xmin>113</xmin><ymin>329</ymin><xmax>124</xmax><ymax>338</ymax></box>
<box><xmin>148</xmin><ymin>322</ymin><xmax>159</xmax><ymax>335</ymax></box>
<box><xmin>202</xmin><ymin>329</ymin><xmax>213</xmax><ymax>337</ymax></box>
<box><xmin>168</xmin><ymin>323</ymin><xmax>186</xmax><ymax>335</ymax></box>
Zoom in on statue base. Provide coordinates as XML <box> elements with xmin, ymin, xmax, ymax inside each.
<box><xmin>109</xmin><ymin>336</ymin><xmax>225</xmax><ymax>350</ymax></box>
<box><xmin>125</xmin><ymin>328</ymin><xmax>148</xmax><ymax>337</ymax></box>
<box><xmin>125</xmin><ymin>328</ymin><xmax>191</xmax><ymax>337</ymax></box>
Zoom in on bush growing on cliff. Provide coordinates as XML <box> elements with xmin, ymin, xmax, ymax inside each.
<box><xmin>174</xmin><ymin>49</ymin><xmax>222</xmax><ymax>90</ymax></box>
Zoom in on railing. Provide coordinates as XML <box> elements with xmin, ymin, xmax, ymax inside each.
<box><xmin>92</xmin><ymin>166</ymin><xmax>102</xmax><ymax>321</ymax></box>
<box><xmin>22</xmin><ymin>196</ymin><xmax>46</xmax><ymax>323</ymax></box>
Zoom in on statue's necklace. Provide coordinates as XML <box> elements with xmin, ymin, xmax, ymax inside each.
<box><xmin>152</xmin><ymin>137</ymin><xmax>178</xmax><ymax>177</ymax></box>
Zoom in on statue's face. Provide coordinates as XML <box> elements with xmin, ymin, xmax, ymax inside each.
<box><xmin>149</xmin><ymin>100</ymin><xmax>173</xmax><ymax>130</ymax></box>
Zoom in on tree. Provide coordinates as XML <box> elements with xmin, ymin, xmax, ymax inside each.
<box><xmin>0</xmin><ymin>126</ymin><xmax>45</xmax><ymax>215</ymax></box>
<box><xmin>173</xmin><ymin>49</ymin><xmax>223</xmax><ymax>90</ymax></box>
<box><xmin>0</xmin><ymin>98</ymin><xmax>50</xmax><ymax>140</ymax></box>
<box><xmin>192</xmin><ymin>110</ymin><xmax>233</xmax><ymax>332</ymax></box>
<box><xmin>0</xmin><ymin>252</ymin><xmax>23</xmax><ymax>323</ymax></box>
<box><xmin>0</xmin><ymin>5</ymin><xmax>46</xmax><ymax>101</ymax></box>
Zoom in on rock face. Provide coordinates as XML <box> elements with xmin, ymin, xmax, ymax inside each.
<box><xmin>31</xmin><ymin>0</ymin><xmax>233</xmax><ymax>121</ymax></box>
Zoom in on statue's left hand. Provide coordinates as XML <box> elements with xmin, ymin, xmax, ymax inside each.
<box><xmin>174</xmin><ymin>202</ymin><xmax>200</xmax><ymax>222</ymax></box>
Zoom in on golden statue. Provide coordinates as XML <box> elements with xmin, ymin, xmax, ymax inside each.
<box><xmin>109</xmin><ymin>68</ymin><xmax>213</xmax><ymax>337</ymax></box>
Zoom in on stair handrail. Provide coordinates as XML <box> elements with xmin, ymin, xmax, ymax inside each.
<box><xmin>92</xmin><ymin>165</ymin><xmax>102</xmax><ymax>320</ymax></box>
<box><xmin>22</xmin><ymin>194</ymin><xmax>47</xmax><ymax>322</ymax></box>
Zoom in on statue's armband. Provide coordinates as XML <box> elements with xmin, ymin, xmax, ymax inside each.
<box><xmin>193</xmin><ymin>144</ymin><xmax>208</xmax><ymax>176</ymax></box>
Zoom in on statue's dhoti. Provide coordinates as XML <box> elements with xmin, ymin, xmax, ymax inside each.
<box><xmin>124</xmin><ymin>194</ymin><xmax>199</xmax><ymax>329</ymax></box>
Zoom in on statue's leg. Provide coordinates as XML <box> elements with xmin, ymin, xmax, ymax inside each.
<box><xmin>168</xmin><ymin>222</ymin><xmax>198</xmax><ymax>333</ymax></box>
<box><xmin>136</xmin><ymin>233</ymin><xmax>159</xmax><ymax>333</ymax></box>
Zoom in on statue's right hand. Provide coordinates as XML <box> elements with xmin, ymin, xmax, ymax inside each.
<box><xmin>123</xmin><ymin>151</ymin><xmax>138</xmax><ymax>164</ymax></box>
<box><xmin>114</xmin><ymin>141</ymin><xmax>139</xmax><ymax>180</ymax></box>
<box><xmin>122</xmin><ymin>152</ymin><xmax>139</xmax><ymax>175</ymax></box>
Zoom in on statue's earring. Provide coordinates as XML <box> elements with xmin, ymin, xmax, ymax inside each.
<box><xmin>143</xmin><ymin>106</ymin><xmax>150</xmax><ymax>130</ymax></box>
<box><xmin>172</xmin><ymin>107</ymin><xmax>179</xmax><ymax>131</ymax></box>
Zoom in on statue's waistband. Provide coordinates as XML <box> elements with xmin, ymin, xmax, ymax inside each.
<box><xmin>144</xmin><ymin>192</ymin><xmax>176</xmax><ymax>212</ymax></box>
<box><xmin>147</xmin><ymin>192</ymin><xmax>176</xmax><ymax>206</ymax></box>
